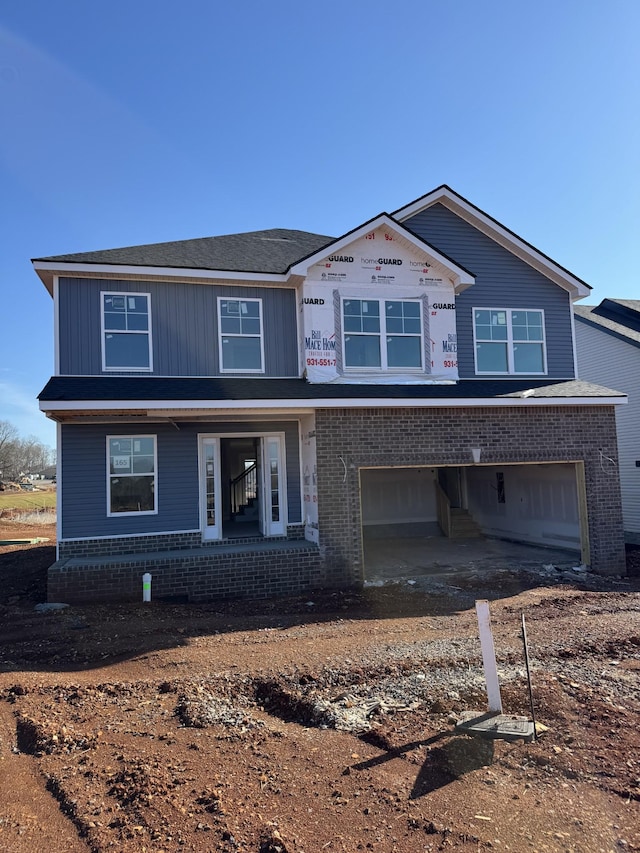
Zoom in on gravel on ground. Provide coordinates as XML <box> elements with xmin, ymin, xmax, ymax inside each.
<box><xmin>0</xmin><ymin>520</ymin><xmax>638</xmax><ymax>852</ymax></box>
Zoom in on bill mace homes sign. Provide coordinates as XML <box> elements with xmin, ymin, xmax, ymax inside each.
<box><xmin>301</xmin><ymin>227</ymin><xmax>458</xmax><ymax>383</ymax></box>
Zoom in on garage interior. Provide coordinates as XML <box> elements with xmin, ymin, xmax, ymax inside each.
<box><xmin>360</xmin><ymin>463</ymin><xmax>586</xmax><ymax>581</ymax></box>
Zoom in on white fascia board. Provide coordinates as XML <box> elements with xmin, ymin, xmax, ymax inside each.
<box><xmin>34</xmin><ymin>261</ymin><xmax>288</xmax><ymax>290</ymax></box>
<box><xmin>148</xmin><ymin>407</ymin><xmax>316</xmax><ymax>417</ymax></box>
<box><xmin>570</xmin><ymin>301</ymin><xmax>579</xmax><ymax>379</ymax></box>
<box><xmin>288</xmin><ymin>214</ymin><xmax>474</xmax><ymax>288</ymax></box>
<box><xmin>394</xmin><ymin>187</ymin><xmax>590</xmax><ymax>300</ymax></box>
<box><xmin>394</xmin><ymin>186</ymin><xmax>475</xmax><ymax>220</ymax></box>
<box><xmin>40</xmin><ymin>395</ymin><xmax>627</xmax><ymax>414</ymax></box>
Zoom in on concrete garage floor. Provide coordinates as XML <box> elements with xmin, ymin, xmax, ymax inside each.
<box><xmin>363</xmin><ymin>534</ymin><xmax>582</xmax><ymax>584</ymax></box>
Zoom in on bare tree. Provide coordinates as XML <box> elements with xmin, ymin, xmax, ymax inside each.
<box><xmin>0</xmin><ymin>421</ymin><xmax>54</xmax><ymax>480</ymax></box>
<box><xmin>0</xmin><ymin>420</ymin><xmax>19</xmax><ymax>479</ymax></box>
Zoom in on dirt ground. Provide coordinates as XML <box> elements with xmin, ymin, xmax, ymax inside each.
<box><xmin>0</xmin><ymin>520</ymin><xmax>639</xmax><ymax>853</ymax></box>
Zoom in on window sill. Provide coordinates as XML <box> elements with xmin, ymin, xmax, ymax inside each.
<box><xmin>219</xmin><ymin>369</ymin><xmax>266</xmax><ymax>375</ymax></box>
<box><xmin>102</xmin><ymin>367</ymin><xmax>153</xmax><ymax>373</ymax></box>
<box><xmin>107</xmin><ymin>510</ymin><xmax>158</xmax><ymax>518</ymax></box>
<box><xmin>475</xmin><ymin>372</ymin><xmax>548</xmax><ymax>377</ymax></box>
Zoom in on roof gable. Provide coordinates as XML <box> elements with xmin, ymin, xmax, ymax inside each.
<box><xmin>289</xmin><ymin>213</ymin><xmax>474</xmax><ymax>291</ymax></box>
<box><xmin>393</xmin><ymin>185</ymin><xmax>591</xmax><ymax>300</ymax></box>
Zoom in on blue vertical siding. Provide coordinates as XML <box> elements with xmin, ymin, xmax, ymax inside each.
<box><xmin>403</xmin><ymin>204</ymin><xmax>576</xmax><ymax>379</ymax></box>
<box><xmin>58</xmin><ymin>278</ymin><xmax>299</xmax><ymax>377</ymax></box>
<box><xmin>60</xmin><ymin>420</ymin><xmax>301</xmax><ymax>539</ymax></box>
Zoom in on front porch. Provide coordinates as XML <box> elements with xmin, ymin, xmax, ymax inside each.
<box><xmin>49</xmin><ymin>535</ymin><xmax>322</xmax><ymax>604</ymax></box>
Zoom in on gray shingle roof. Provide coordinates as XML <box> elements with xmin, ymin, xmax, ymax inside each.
<box><xmin>33</xmin><ymin>228</ymin><xmax>335</xmax><ymax>275</ymax></box>
<box><xmin>39</xmin><ymin>376</ymin><xmax>625</xmax><ymax>404</ymax></box>
<box><xmin>575</xmin><ymin>300</ymin><xmax>640</xmax><ymax>347</ymax></box>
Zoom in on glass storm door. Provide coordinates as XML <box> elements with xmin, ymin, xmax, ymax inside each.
<box><xmin>200</xmin><ymin>438</ymin><xmax>221</xmax><ymax>540</ymax></box>
<box><xmin>261</xmin><ymin>435</ymin><xmax>286</xmax><ymax>536</ymax></box>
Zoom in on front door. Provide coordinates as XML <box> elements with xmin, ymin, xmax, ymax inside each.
<box><xmin>199</xmin><ymin>433</ymin><xmax>287</xmax><ymax>540</ymax></box>
<box><xmin>199</xmin><ymin>437</ymin><xmax>221</xmax><ymax>540</ymax></box>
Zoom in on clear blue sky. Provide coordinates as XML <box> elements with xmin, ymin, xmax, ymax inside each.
<box><xmin>1</xmin><ymin>0</ymin><xmax>638</xmax><ymax>447</ymax></box>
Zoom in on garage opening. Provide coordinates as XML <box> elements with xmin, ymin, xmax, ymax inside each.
<box><xmin>360</xmin><ymin>463</ymin><xmax>586</xmax><ymax>581</ymax></box>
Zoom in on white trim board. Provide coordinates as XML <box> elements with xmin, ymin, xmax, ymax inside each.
<box><xmin>33</xmin><ymin>261</ymin><xmax>289</xmax><ymax>295</ymax></box>
<box><xmin>41</xmin><ymin>395</ymin><xmax>627</xmax><ymax>415</ymax></box>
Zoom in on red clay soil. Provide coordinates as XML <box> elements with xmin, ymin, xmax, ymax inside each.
<box><xmin>0</xmin><ymin>519</ymin><xmax>639</xmax><ymax>853</ymax></box>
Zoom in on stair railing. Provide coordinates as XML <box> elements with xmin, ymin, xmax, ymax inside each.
<box><xmin>230</xmin><ymin>463</ymin><xmax>257</xmax><ymax>515</ymax></box>
<box><xmin>435</xmin><ymin>480</ymin><xmax>452</xmax><ymax>538</ymax></box>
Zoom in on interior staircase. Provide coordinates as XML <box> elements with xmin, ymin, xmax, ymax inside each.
<box><xmin>233</xmin><ymin>494</ymin><xmax>259</xmax><ymax>522</ymax></box>
<box><xmin>435</xmin><ymin>478</ymin><xmax>484</xmax><ymax>539</ymax></box>
<box><xmin>231</xmin><ymin>462</ymin><xmax>258</xmax><ymax>523</ymax></box>
<box><xmin>449</xmin><ymin>507</ymin><xmax>483</xmax><ymax>538</ymax></box>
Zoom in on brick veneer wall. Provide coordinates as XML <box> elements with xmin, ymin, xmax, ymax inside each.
<box><xmin>58</xmin><ymin>525</ymin><xmax>305</xmax><ymax>559</ymax></box>
<box><xmin>49</xmin><ymin>543</ymin><xmax>321</xmax><ymax>604</ymax></box>
<box><xmin>58</xmin><ymin>531</ymin><xmax>202</xmax><ymax>559</ymax></box>
<box><xmin>314</xmin><ymin>405</ymin><xmax>626</xmax><ymax>583</ymax></box>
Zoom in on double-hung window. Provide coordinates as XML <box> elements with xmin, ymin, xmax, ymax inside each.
<box><xmin>107</xmin><ymin>436</ymin><xmax>157</xmax><ymax>515</ymax></box>
<box><xmin>342</xmin><ymin>298</ymin><xmax>423</xmax><ymax>370</ymax></box>
<box><xmin>474</xmin><ymin>308</ymin><xmax>546</xmax><ymax>374</ymax></box>
<box><xmin>218</xmin><ymin>298</ymin><xmax>264</xmax><ymax>372</ymax></box>
<box><xmin>102</xmin><ymin>292</ymin><xmax>152</xmax><ymax>371</ymax></box>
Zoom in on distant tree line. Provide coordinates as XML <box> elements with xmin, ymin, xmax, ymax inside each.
<box><xmin>0</xmin><ymin>420</ymin><xmax>55</xmax><ymax>481</ymax></box>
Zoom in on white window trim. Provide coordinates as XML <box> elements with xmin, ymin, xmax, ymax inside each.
<box><xmin>106</xmin><ymin>434</ymin><xmax>158</xmax><ymax>517</ymax></box>
<box><xmin>341</xmin><ymin>296</ymin><xmax>425</xmax><ymax>373</ymax></box>
<box><xmin>473</xmin><ymin>307</ymin><xmax>547</xmax><ymax>376</ymax></box>
<box><xmin>101</xmin><ymin>291</ymin><xmax>153</xmax><ymax>373</ymax></box>
<box><xmin>217</xmin><ymin>296</ymin><xmax>265</xmax><ymax>374</ymax></box>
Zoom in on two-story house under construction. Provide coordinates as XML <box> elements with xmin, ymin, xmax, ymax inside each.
<box><xmin>34</xmin><ymin>186</ymin><xmax>627</xmax><ymax>603</ymax></box>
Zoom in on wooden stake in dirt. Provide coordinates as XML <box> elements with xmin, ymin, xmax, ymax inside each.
<box><xmin>456</xmin><ymin>601</ymin><xmax>535</xmax><ymax>742</ymax></box>
<box><xmin>521</xmin><ymin>612</ymin><xmax>537</xmax><ymax>741</ymax></box>
<box><xmin>475</xmin><ymin>599</ymin><xmax>503</xmax><ymax>714</ymax></box>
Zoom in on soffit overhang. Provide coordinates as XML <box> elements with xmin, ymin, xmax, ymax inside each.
<box><xmin>32</xmin><ymin>262</ymin><xmax>291</xmax><ymax>297</ymax></box>
<box><xmin>41</xmin><ymin>394</ymin><xmax>626</xmax><ymax>424</ymax></box>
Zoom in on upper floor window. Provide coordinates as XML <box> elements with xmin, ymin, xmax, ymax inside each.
<box><xmin>343</xmin><ymin>298</ymin><xmax>423</xmax><ymax>370</ymax></box>
<box><xmin>474</xmin><ymin>308</ymin><xmax>546</xmax><ymax>374</ymax></box>
<box><xmin>218</xmin><ymin>298</ymin><xmax>264</xmax><ymax>372</ymax></box>
<box><xmin>107</xmin><ymin>435</ymin><xmax>157</xmax><ymax>516</ymax></box>
<box><xmin>101</xmin><ymin>293</ymin><xmax>152</xmax><ymax>371</ymax></box>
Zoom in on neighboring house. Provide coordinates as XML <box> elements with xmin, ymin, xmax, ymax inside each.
<box><xmin>575</xmin><ymin>299</ymin><xmax>640</xmax><ymax>543</ymax></box>
<box><xmin>33</xmin><ymin>186</ymin><xmax>627</xmax><ymax>603</ymax></box>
